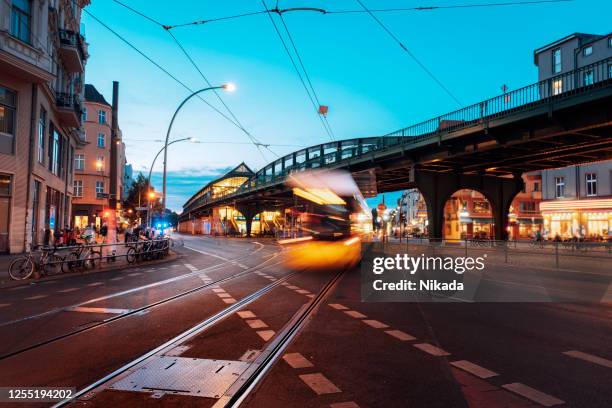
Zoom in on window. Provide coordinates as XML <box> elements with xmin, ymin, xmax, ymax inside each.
<box><xmin>95</xmin><ymin>181</ymin><xmax>104</xmax><ymax>195</ymax></box>
<box><xmin>586</xmin><ymin>173</ymin><xmax>597</xmax><ymax>196</ymax></box>
<box><xmin>520</xmin><ymin>202</ymin><xmax>536</xmax><ymax>212</ymax></box>
<box><xmin>0</xmin><ymin>86</ymin><xmax>16</xmax><ymax>154</ymax></box>
<box><xmin>609</xmin><ymin>64</ymin><xmax>612</xmax><ymax>79</ymax></box>
<box><xmin>552</xmin><ymin>48</ymin><xmax>562</xmax><ymax>73</ymax></box>
<box><xmin>583</xmin><ymin>46</ymin><xmax>592</xmax><ymax>56</ymax></box>
<box><xmin>10</xmin><ymin>0</ymin><xmax>31</xmax><ymax>44</ymax></box>
<box><xmin>73</xmin><ymin>180</ymin><xmax>83</xmax><ymax>197</ymax></box>
<box><xmin>75</xmin><ymin>154</ymin><xmax>84</xmax><ymax>170</ymax></box>
<box><xmin>609</xmin><ymin>37</ymin><xmax>612</xmax><ymax>47</ymax></box>
<box><xmin>50</xmin><ymin>129</ymin><xmax>60</xmax><ymax>175</ymax></box>
<box><xmin>555</xmin><ymin>176</ymin><xmax>565</xmax><ymax>198</ymax></box>
<box><xmin>82</xmin><ymin>107</ymin><xmax>87</xmax><ymax>122</ymax></box>
<box><xmin>98</xmin><ymin>110</ymin><xmax>106</xmax><ymax>124</ymax></box>
<box><xmin>0</xmin><ymin>174</ymin><xmax>12</xmax><ymax>252</ymax></box>
<box><xmin>32</xmin><ymin>180</ymin><xmax>40</xmax><ymax>244</ymax></box>
<box><xmin>38</xmin><ymin>108</ymin><xmax>46</xmax><ymax>164</ymax></box>
<box><xmin>97</xmin><ymin>133</ymin><xmax>105</xmax><ymax>148</ymax></box>
<box><xmin>584</xmin><ymin>70</ymin><xmax>594</xmax><ymax>85</ymax></box>
<box><xmin>533</xmin><ymin>181</ymin><xmax>540</xmax><ymax>192</ymax></box>
<box><xmin>96</xmin><ymin>156</ymin><xmax>104</xmax><ymax>172</ymax></box>
<box><xmin>552</xmin><ymin>78</ymin><xmax>563</xmax><ymax>95</ymax></box>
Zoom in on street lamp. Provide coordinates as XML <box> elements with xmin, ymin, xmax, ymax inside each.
<box><xmin>160</xmin><ymin>83</ymin><xmax>236</xmax><ymax>213</ymax></box>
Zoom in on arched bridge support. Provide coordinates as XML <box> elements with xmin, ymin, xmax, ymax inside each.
<box><xmin>412</xmin><ymin>169</ymin><xmax>524</xmax><ymax>241</ymax></box>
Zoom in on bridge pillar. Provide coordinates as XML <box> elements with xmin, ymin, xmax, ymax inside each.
<box><xmin>413</xmin><ymin>169</ymin><xmax>524</xmax><ymax>241</ymax></box>
<box><xmin>236</xmin><ymin>204</ymin><xmax>264</xmax><ymax>238</ymax></box>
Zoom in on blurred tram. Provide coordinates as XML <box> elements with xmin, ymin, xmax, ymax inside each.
<box><xmin>279</xmin><ymin>170</ymin><xmax>370</xmax><ymax>271</ymax></box>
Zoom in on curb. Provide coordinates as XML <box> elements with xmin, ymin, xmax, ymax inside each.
<box><xmin>0</xmin><ymin>251</ymin><xmax>182</xmax><ymax>290</ymax></box>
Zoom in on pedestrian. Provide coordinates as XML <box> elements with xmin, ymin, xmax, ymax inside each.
<box><xmin>125</xmin><ymin>224</ymin><xmax>133</xmax><ymax>243</ymax></box>
<box><xmin>100</xmin><ymin>222</ymin><xmax>108</xmax><ymax>243</ymax></box>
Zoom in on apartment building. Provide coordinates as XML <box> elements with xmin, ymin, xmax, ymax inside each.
<box><xmin>0</xmin><ymin>0</ymin><xmax>89</xmax><ymax>253</ymax></box>
<box><xmin>72</xmin><ymin>84</ymin><xmax>124</xmax><ymax>229</ymax></box>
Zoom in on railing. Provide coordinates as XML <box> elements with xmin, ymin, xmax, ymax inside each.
<box><xmin>182</xmin><ymin>57</ymin><xmax>612</xmax><ymax>215</ymax></box>
<box><xmin>59</xmin><ymin>29</ymin><xmax>86</xmax><ymax>62</ymax></box>
<box><xmin>55</xmin><ymin>91</ymin><xmax>83</xmax><ymax>118</ymax></box>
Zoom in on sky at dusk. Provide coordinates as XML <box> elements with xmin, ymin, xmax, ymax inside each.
<box><xmin>81</xmin><ymin>0</ymin><xmax>611</xmax><ymax>212</ymax></box>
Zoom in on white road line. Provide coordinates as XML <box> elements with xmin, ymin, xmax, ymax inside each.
<box><xmin>344</xmin><ymin>310</ymin><xmax>367</xmax><ymax>319</ymax></box>
<box><xmin>217</xmin><ymin>293</ymin><xmax>232</xmax><ymax>298</ymax></box>
<box><xmin>502</xmin><ymin>383</ymin><xmax>564</xmax><ymax>407</ymax></box>
<box><xmin>296</xmin><ymin>289</ymin><xmax>311</xmax><ymax>295</ymax></box>
<box><xmin>222</xmin><ymin>298</ymin><xmax>236</xmax><ymax>304</ymax></box>
<box><xmin>282</xmin><ymin>352</ymin><xmax>314</xmax><ymax>369</ymax></box>
<box><xmin>413</xmin><ymin>343</ymin><xmax>450</xmax><ymax>357</ymax></box>
<box><xmin>236</xmin><ymin>310</ymin><xmax>256</xmax><ymax>319</ymax></box>
<box><xmin>256</xmin><ymin>330</ymin><xmax>275</xmax><ymax>341</ymax></box>
<box><xmin>109</xmin><ymin>277</ymin><xmax>123</xmax><ymax>281</ymax></box>
<box><xmin>306</xmin><ymin>294</ymin><xmax>315</xmax><ymax>298</ymax></box>
<box><xmin>212</xmin><ymin>288</ymin><xmax>226</xmax><ymax>293</ymax></box>
<box><xmin>450</xmin><ymin>360</ymin><xmax>498</xmax><ymax>379</ymax></box>
<box><xmin>563</xmin><ymin>350</ymin><xmax>612</xmax><ymax>369</ymax></box>
<box><xmin>328</xmin><ymin>303</ymin><xmax>349</xmax><ymax>310</ymax></box>
<box><xmin>245</xmin><ymin>319</ymin><xmax>268</xmax><ymax>329</ymax></box>
<box><xmin>69</xmin><ymin>307</ymin><xmax>130</xmax><ymax>314</ymax></box>
<box><xmin>25</xmin><ymin>295</ymin><xmax>47</xmax><ymax>300</ymax></box>
<box><xmin>127</xmin><ymin>273</ymin><xmax>142</xmax><ymax>277</ymax></box>
<box><xmin>184</xmin><ymin>246</ymin><xmax>230</xmax><ymax>261</ymax></box>
<box><xmin>384</xmin><ymin>330</ymin><xmax>416</xmax><ymax>341</ymax></box>
<box><xmin>86</xmin><ymin>282</ymin><xmax>103</xmax><ymax>287</ymax></box>
<box><xmin>58</xmin><ymin>288</ymin><xmax>79</xmax><ymax>293</ymax></box>
<box><xmin>330</xmin><ymin>402</ymin><xmax>360</xmax><ymax>408</ymax></box>
<box><xmin>287</xmin><ymin>285</ymin><xmax>300</xmax><ymax>290</ymax></box>
<box><xmin>362</xmin><ymin>320</ymin><xmax>389</xmax><ymax>329</ymax></box>
<box><xmin>298</xmin><ymin>373</ymin><xmax>342</xmax><ymax>395</ymax></box>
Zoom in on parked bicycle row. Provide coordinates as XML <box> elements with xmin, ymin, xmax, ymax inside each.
<box><xmin>7</xmin><ymin>237</ymin><xmax>173</xmax><ymax>281</ymax></box>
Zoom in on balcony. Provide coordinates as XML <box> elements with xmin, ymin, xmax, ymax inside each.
<box><xmin>56</xmin><ymin>92</ymin><xmax>82</xmax><ymax>128</ymax></box>
<box><xmin>58</xmin><ymin>29</ymin><xmax>85</xmax><ymax>73</ymax></box>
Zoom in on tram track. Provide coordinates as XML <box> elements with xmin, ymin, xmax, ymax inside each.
<box><xmin>51</xmin><ymin>266</ymin><xmax>346</xmax><ymax>407</ymax></box>
<box><xmin>0</xmin><ymin>249</ymin><xmax>282</xmax><ymax>361</ymax></box>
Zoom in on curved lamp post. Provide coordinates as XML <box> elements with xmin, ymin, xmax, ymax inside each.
<box><xmin>161</xmin><ymin>83</ymin><xmax>236</xmax><ymax>213</ymax></box>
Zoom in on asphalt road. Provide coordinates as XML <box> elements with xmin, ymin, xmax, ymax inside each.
<box><xmin>0</xmin><ymin>234</ymin><xmax>609</xmax><ymax>408</ymax></box>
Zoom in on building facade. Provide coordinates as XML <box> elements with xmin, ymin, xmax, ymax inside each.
<box><xmin>540</xmin><ymin>161</ymin><xmax>611</xmax><ymax>239</ymax></box>
<box><xmin>123</xmin><ymin>163</ymin><xmax>133</xmax><ymax>199</ymax></box>
<box><xmin>72</xmin><ymin>84</ymin><xmax>123</xmax><ymax>229</ymax></box>
<box><xmin>0</xmin><ymin>0</ymin><xmax>89</xmax><ymax>253</ymax></box>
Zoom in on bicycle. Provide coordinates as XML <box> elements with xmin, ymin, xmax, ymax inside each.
<box><xmin>8</xmin><ymin>245</ymin><xmax>66</xmax><ymax>280</ymax></box>
<box><xmin>65</xmin><ymin>239</ymin><xmax>101</xmax><ymax>272</ymax></box>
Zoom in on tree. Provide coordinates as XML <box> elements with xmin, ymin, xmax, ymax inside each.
<box><xmin>123</xmin><ymin>173</ymin><xmax>162</xmax><ymax>223</ymax></box>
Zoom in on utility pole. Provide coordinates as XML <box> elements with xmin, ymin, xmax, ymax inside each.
<box><xmin>108</xmin><ymin>81</ymin><xmax>119</xmax><ymax>249</ymax></box>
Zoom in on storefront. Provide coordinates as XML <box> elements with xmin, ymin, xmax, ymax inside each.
<box><xmin>540</xmin><ymin>199</ymin><xmax>612</xmax><ymax>239</ymax></box>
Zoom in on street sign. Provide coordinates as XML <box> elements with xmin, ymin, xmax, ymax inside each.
<box><xmin>97</xmin><ymin>193</ymin><xmax>109</xmax><ymax>199</ymax></box>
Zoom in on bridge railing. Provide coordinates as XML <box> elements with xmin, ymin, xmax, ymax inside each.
<box><xmin>183</xmin><ymin>57</ymin><xmax>611</xmax><ymax>214</ymax></box>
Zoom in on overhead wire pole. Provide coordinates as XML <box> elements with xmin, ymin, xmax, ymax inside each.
<box><xmin>110</xmin><ymin>0</ymin><xmax>276</xmax><ymax>162</ymax></box>
<box><xmin>353</xmin><ymin>0</ymin><xmax>463</xmax><ymax>107</ymax></box>
<box><xmin>260</xmin><ymin>0</ymin><xmax>336</xmax><ymax>142</ymax></box>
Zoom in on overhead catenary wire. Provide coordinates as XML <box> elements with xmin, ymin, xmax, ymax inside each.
<box><xmin>110</xmin><ymin>0</ymin><xmax>276</xmax><ymax>162</ymax></box>
<box><xmin>353</xmin><ymin>0</ymin><xmax>463</xmax><ymax>107</ymax></box>
<box><xmin>260</xmin><ymin>0</ymin><xmax>336</xmax><ymax>142</ymax></box>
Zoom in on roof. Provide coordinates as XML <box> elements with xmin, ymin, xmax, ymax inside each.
<box><xmin>183</xmin><ymin>162</ymin><xmax>254</xmax><ymax>208</ymax></box>
<box><xmin>533</xmin><ymin>32</ymin><xmax>607</xmax><ymax>64</ymax></box>
<box><xmin>84</xmin><ymin>84</ymin><xmax>110</xmax><ymax>106</ymax></box>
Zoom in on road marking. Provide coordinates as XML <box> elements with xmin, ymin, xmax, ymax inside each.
<box><xmin>222</xmin><ymin>298</ymin><xmax>236</xmax><ymax>304</ymax></box>
<box><xmin>328</xmin><ymin>303</ymin><xmax>349</xmax><ymax>310</ymax></box>
<box><xmin>87</xmin><ymin>282</ymin><xmax>103</xmax><ymax>287</ymax></box>
<box><xmin>217</xmin><ymin>293</ymin><xmax>232</xmax><ymax>298</ymax></box>
<box><xmin>501</xmin><ymin>383</ymin><xmax>564</xmax><ymax>407</ymax></box>
<box><xmin>384</xmin><ymin>330</ymin><xmax>416</xmax><ymax>341</ymax></box>
<box><xmin>0</xmin><ymin>304</ymin><xmax>10</xmax><ymax>308</ymax></box>
<box><xmin>238</xmin><ymin>264</ymin><xmax>249</xmax><ymax>269</ymax></box>
<box><xmin>58</xmin><ymin>288</ymin><xmax>79</xmax><ymax>293</ymax></box>
<box><xmin>281</xmin><ymin>282</ymin><xmax>290</xmax><ymax>286</ymax></box>
<box><xmin>127</xmin><ymin>273</ymin><xmax>142</xmax><ymax>277</ymax></box>
<box><xmin>413</xmin><ymin>343</ymin><xmax>450</xmax><ymax>356</ymax></box>
<box><xmin>257</xmin><ymin>330</ymin><xmax>275</xmax><ymax>341</ymax></box>
<box><xmin>298</xmin><ymin>373</ymin><xmax>342</xmax><ymax>395</ymax></box>
<box><xmin>268</xmin><ymin>278</ymin><xmax>277</xmax><ymax>281</ymax></box>
<box><xmin>344</xmin><ymin>310</ymin><xmax>367</xmax><ymax>319</ymax></box>
<box><xmin>109</xmin><ymin>277</ymin><xmax>123</xmax><ymax>281</ymax></box>
<box><xmin>330</xmin><ymin>402</ymin><xmax>360</xmax><ymax>408</ymax></box>
<box><xmin>25</xmin><ymin>295</ymin><xmax>47</xmax><ymax>300</ymax></box>
<box><xmin>451</xmin><ymin>360</ymin><xmax>499</xmax><ymax>379</ymax></box>
<box><xmin>282</xmin><ymin>352</ymin><xmax>314</xmax><ymax>369</ymax></box>
<box><xmin>184</xmin><ymin>246</ymin><xmax>230</xmax><ymax>261</ymax></box>
<box><xmin>9</xmin><ymin>286</ymin><xmax>28</xmax><ymax>290</ymax></box>
<box><xmin>245</xmin><ymin>319</ymin><xmax>268</xmax><ymax>329</ymax></box>
<box><xmin>287</xmin><ymin>285</ymin><xmax>300</xmax><ymax>290</ymax></box>
<box><xmin>69</xmin><ymin>307</ymin><xmax>130</xmax><ymax>314</ymax></box>
<box><xmin>362</xmin><ymin>319</ymin><xmax>389</xmax><ymax>329</ymax></box>
<box><xmin>212</xmin><ymin>288</ymin><xmax>226</xmax><ymax>293</ymax></box>
<box><xmin>306</xmin><ymin>294</ymin><xmax>315</xmax><ymax>298</ymax></box>
<box><xmin>563</xmin><ymin>350</ymin><xmax>612</xmax><ymax>369</ymax></box>
<box><xmin>296</xmin><ymin>289</ymin><xmax>311</xmax><ymax>295</ymax></box>
<box><xmin>237</xmin><ymin>310</ymin><xmax>256</xmax><ymax>319</ymax></box>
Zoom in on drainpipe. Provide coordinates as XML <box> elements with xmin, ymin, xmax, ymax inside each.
<box><xmin>24</xmin><ymin>84</ymin><xmax>38</xmax><ymax>252</ymax></box>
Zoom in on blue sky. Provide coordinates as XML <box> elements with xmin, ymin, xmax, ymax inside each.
<box><xmin>82</xmin><ymin>0</ymin><xmax>611</xmax><ymax>211</ymax></box>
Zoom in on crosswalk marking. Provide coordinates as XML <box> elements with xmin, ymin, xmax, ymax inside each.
<box><xmin>502</xmin><ymin>383</ymin><xmax>564</xmax><ymax>407</ymax></box>
<box><xmin>222</xmin><ymin>298</ymin><xmax>236</xmax><ymax>304</ymax></box>
<box><xmin>328</xmin><ymin>303</ymin><xmax>349</xmax><ymax>310</ymax></box>
<box><xmin>298</xmin><ymin>373</ymin><xmax>341</xmax><ymax>395</ymax></box>
<box><xmin>217</xmin><ymin>293</ymin><xmax>232</xmax><ymax>298</ymax></box>
<box><xmin>296</xmin><ymin>289</ymin><xmax>311</xmax><ymax>295</ymax></box>
<box><xmin>212</xmin><ymin>288</ymin><xmax>226</xmax><ymax>293</ymax></box>
<box><xmin>237</xmin><ymin>310</ymin><xmax>256</xmax><ymax>319</ymax></box>
<box><xmin>283</xmin><ymin>352</ymin><xmax>314</xmax><ymax>369</ymax></box>
<box><xmin>245</xmin><ymin>319</ymin><xmax>268</xmax><ymax>329</ymax></box>
<box><xmin>413</xmin><ymin>343</ymin><xmax>450</xmax><ymax>357</ymax></box>
<box><xmin>451</xmin><ymin>360</ymin><xmax>498</xmax><ymax>379</ymax></box>
<box><xmin>256</xmin><ymin>330</ymin><xmax>275</xmax><ymax>341</ymax></box>
<box><xmin>362</xmin><ymin>319</ymin><xmax>389</xmax><ymax>329</ymax></box>
<box><xmin>384</xmin><ymin>330</ymin><xmax>416</xmax><ymax>341</ymax></box>
<box><xmin>563</xmin><ymin>350</ymin><xmax>612</xmax><ymax>369</ymax></box>
<box><xmin>330</xmin><ymin>402</ymin><xmax>360</xmax><ymax>408</ymax></box>
<box><xmin>344</xmin><ymin>310</ymin><xmax>367</xmax><ymax>319</ymax></box>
